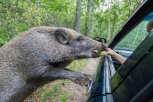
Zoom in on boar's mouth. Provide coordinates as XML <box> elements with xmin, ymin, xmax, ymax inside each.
<box><xmin>92</xmin><ymin>49</ymin><xmax>101</xmax><ymax>58</ymax></box>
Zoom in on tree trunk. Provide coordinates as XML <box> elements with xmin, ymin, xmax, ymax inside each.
<box><xmin>26</xmin><ymin>0</ymin><xmax>31</xmax><ymax>11</ymax></box>
<box><xmin>89</xmin><ymin>3</ymin><xmax>95</xmax><ymax>35</ymax></box>
<box><xmin>74</xmin><ymin>0</ymin><xmax>82</xmax><ymax>32</ymax></box>
<box><xmin>15</xmin><ymin>0</ymin><xmax>19</xmax><ymax>9</ymax></box>
<box><xmin>35</xmin><ymin>0</ymin><xmax>41</xmax><ymax>8</ymax></box>
<box><xmin>85</xmin><ymin>0</ymin><xmax>92</xmax><ymax>36</ymax></box>
<box><xmin>14</xmin><ymin>0</ymin><xmax>19</xmax><ymax>17</ymax></box>
<box><xmin>107</xmin><ymin>2</ymin><xmax>111</xmax><ymax>42</ymax></box>
<box><xmin>110</xmin><ymin>11</ymin><xmax>118</xmax><ymax>40</ymax></box>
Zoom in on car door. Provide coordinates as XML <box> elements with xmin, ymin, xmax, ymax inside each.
<box><xmin>88</xmin><ymin>0</ymin><xmax>153</xmax><ymax>102</ymax></box>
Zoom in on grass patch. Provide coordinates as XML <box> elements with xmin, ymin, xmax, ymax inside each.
<box><xmin>68</xmin><ymin>59</ymin><xmax>87</xmax><ymax>71</ymax></box>
<box><xmin>40</xmin><ymin>80</ymin><xmax>70</xmax><ymax>102</ymax></box>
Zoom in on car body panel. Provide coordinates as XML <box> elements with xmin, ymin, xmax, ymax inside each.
<box><xmin>88</xmin><ymin>55</ymin><xmax>115</xmax><ymax>102</ymax></box>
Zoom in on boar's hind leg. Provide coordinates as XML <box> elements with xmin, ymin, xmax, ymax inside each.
<box><xmin>42</xmin><ymin>68</ymin><xmax>91</xmax><ymax>87</ymax></box>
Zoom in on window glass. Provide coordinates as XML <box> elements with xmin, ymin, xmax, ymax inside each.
<box><xmin>111</xmin><ymin>12</ymin><xmax>153</xmax><ymax>90</ymax></box>
<box><xmin>111</xmin><ymin>13</ymin><xmax>153</xmax><ymax>70</ymax></box>
<box><xmin>115</xmin><ymin>20</ymin><xmax>149</xmax><ymax>51</ymax></box>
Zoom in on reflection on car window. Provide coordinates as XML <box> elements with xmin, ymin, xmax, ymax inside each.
<box><xmin>115</xmin><ymin>20</ymin><xmax>149</xmax><ymax>51</ymax></box>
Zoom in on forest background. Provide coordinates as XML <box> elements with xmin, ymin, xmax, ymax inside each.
<box><xmin>0</xmin><ymin>0</ymin><xmax>144</xmax><ymax>45</ymax></box>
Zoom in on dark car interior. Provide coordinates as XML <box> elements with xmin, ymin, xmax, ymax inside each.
<box><xmin>88</xmin><ymin>0</ymin><xmax>153</xmax><ymax>102</ymax></box>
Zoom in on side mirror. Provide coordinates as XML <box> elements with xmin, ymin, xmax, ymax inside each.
<box><xmin>93</xmin><ymin>37</ymin><xmax>107</xmax><ymax>44</ymax></box>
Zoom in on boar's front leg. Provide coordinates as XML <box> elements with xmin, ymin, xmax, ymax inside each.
<box><xmin>42</xmin><ymin>68</ymin><xmax>91</xmax><ymax>87</ymax></box>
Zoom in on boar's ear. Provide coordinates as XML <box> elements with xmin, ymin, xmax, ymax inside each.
<box><xmin>54</xmin><ymin>29</ymin><xmax>70</xmax><ymax>44</ymax></box>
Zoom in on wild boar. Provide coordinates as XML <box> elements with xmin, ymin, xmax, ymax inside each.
<box><xmin>0</xmin><ymin>26</ymin><xmax>106</xmax><ymax>102</ymax></box>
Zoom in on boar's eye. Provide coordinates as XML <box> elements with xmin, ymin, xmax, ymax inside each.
<box><xmin>76</xmin><ymin>36</ymin><xmax>84</xmax><ymax>41</ymax></box>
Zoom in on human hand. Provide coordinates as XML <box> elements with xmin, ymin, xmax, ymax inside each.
<box><xmin>104</xmin><ymin>48</ymin><xmax>126</xmax><ymax>64</ymax></box>
<box><xmin>105</xmin><ymin>48</ymin><xmax>117</xmax><ymax>57</ymax></box>
<box><xmin>147</xmin><ymin>19</ymin><xmax>153</xmax><ymax>32</ymax></box>
<box><xmin>97</xmin><ymin>48</ymin><xmax>116</xmax><ymax>56</ymax></box>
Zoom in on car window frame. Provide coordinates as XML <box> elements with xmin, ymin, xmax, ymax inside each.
<box><xmin>109</xmin><ymin>0</ymin><xmax>153</xmax><ymax>96</ymax></box>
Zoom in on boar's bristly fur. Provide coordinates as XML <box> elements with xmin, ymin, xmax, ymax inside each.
<box><xmin>0</xmin><ymin>26</ymin><xmax>106</xmax><ymax>102</ymax></box>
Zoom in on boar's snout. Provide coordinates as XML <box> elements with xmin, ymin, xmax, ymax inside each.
<box><xmin>91</xmin><ymin>42</ymin><xmax>107</xmax><ymax>58</ymax></box>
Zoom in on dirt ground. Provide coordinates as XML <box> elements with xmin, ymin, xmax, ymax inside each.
<box><xmin>62</xmin><ymin>58</ymin><xmax>99</xmax><ymax>102</ymax></box>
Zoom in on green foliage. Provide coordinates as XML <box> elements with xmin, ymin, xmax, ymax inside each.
<box><xmin>68</xmin><ymin>59</ymin><xmax>87</xmax><ymax>71</ymax></box>
<box><xmin>39</xmin><ymin>80</ymin><xmax>69</xmax><ymax>102</ymax></box>
<box><xmin>0</xmin><ymin>0</ymin><xmax>76</xmax><ymax>46</ymax></box>
<box><xmin>90</xmin><ymin>0</ymin><xmax>143</xmax><ymax>42</ymax></box>
<box><xmin>0</xmin><ymin>0</ymin><xmax>143</xmax><ymax>46</ymax></box>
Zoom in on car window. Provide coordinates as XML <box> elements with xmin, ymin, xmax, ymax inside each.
<box><xmin>111</xmin><ymin>12</ymin><xmax>153</xmax><ymax>95</ymax></box>
<box><xmin>114</xmin><ymin>18</ymin><xmax>149</xmax><ymax>51</ymax></box>
<box><xmin>111</xmin><ymin>12</ymin><xmax>153</xmax><ymax>70</ymax></box>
